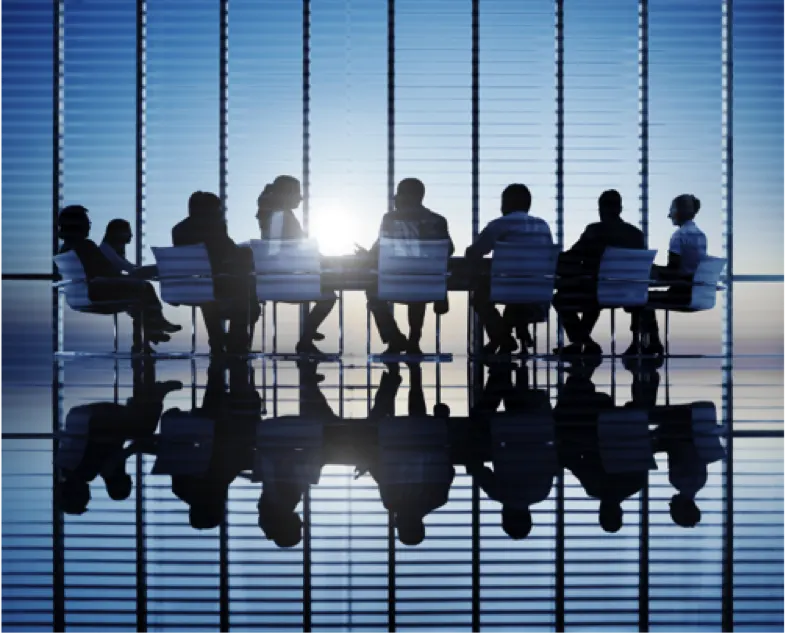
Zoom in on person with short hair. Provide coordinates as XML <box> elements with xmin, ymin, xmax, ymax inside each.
<box><xmin>466</xmin><ymin>183</ymin><xmax>554</xmax><ymax>354</ymax></box>
<box><xmin>361</xmin><ymin>178</ymin><xmax>454</xmax><ymax>355</ymax></box>
<box><xmin>553</xmin><ymin>189</ymin><xmax>645</xmax><ymax>356</ymax></box>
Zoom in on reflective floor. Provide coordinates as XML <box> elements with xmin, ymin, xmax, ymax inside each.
<box><xmin>2</xmin><ymin>354</ymin><xmax>783</xmax><ymax>632</ymax></box>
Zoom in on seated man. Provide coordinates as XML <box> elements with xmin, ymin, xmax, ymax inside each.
<box><xmin>255</xmin><ymin>175</ymin><xmax>336</xmax><ymax>355</ymax></box>
<box><xmin>465</xmin><ymin>183</ymin><xmax>553</xmax><ymax>354</ymax></box>
<box><xmin>173</xmin><ymin>191</ymin><xmax>261</xmax><ymax>354</ymax></box>
<box><xmin>57</xmin><ymin>205</ymin><xmax>180</xmax><ymax>352</ymax></box>
<box><xmin>630</xmin><ymin>193</ymin><xmax>707</xmax><ymax>356</ymax></box>
<box><xmin>360</xmin><ymin>178</ymin><xmax>454</xmax><ymax>355</ymax></box>
<box><xmin>553</xmin><ymin>189</ymin><xmax>645</xmax><ymax>356</ymax></box>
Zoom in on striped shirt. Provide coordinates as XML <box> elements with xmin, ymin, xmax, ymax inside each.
<box><xmin>466</xmin><ymin>211</ymin><xmax>553</xmax><ymax>259</ymax></box>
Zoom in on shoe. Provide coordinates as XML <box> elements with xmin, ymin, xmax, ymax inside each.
<box><xmin>153</xmin><ymin>319</ymin><xmax>182</xmax><ymax>334</ymax></box>
<box><xmin>312</xmin><ymin>331</ymin><xmax>325</xmax><ymax>342</ymax></box>
<box><xmin>622</xmin><ymin>340</ymin><xmax>642</xmax><ymax>357</ymax></box>
<box><xmin>295</xmin><ymin>340</ymin><xmax>326</xmax><ymax>356</ymax></box>
<box><xmin>146</xmin><ymin>331</ymin><xmax>171</xmax><ymax>344</ymax></box>
<box><xmin>582</xmin><ymin>340</ymin><xmax>603</xmax><ymax>357</ymax></box>
<box><xmin>382</xmin><ymin>335</ymin><xmax>407</xmax><ymax>355</ymax></box>
<box><xmin>554</xmin><ymin>342</ymin><xmax>583</xmax><ymax>356</ymax></box>
<box><xmin>498</xmin><ymin>337</ymin><xmax>519</xmax><ymax>354</ymax></box>
<box><xmin>405</xmin><ymin>340</ymin><xmax>423</xmax><ymax>355</ymax></box>
<box><xmin>642</xmin><ymin>339</ymin><xmax>665</xmax><ymax>356</ymax></box>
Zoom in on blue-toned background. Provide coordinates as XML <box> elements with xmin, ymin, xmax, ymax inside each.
<box><xmin>2</xmin><ymin>0</ymin><xmax>783</xmax><ymax>360</ymax></box>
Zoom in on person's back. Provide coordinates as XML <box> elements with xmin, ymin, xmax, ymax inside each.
<box><xmin>668</xmin><ymin>219</ymin><xmax>707</xmax><ymax>276</ymax></box>
<box><xmin>569</xmin><ymin>217</ymin><xmax>645</xmax><ymax>275</ymax></box>
<box><xmin>172</xmin><ymin>194</ymin><xmax>237</xmax><ymax>274</ymax></box>
<box><xmin>466</xmin><ymin>184</ymin><xmax>552</xmax><ymax>260</ymax></box>
<box><xmin>380</xmin><ymin>206</ymin><xmax>453</xmax><ymax>248</ymax></box>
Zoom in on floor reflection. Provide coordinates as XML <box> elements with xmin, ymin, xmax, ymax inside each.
<box><xmin>2</xmin><ymin>355</ymin><xmax>783</xmax><ymax>631</ymax></box>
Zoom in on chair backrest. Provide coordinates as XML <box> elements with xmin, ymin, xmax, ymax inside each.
<box><xmin>489</xmin><ymin>243</ymin><xmax>560</xmax><ymax>305</ymax></box>
<box><xmin>377</xmin><ymin>238</ymin><xmax>451</xmax><ymax>302</ymax></box>
<box><xmin>597</xmin><ymin>408</ymin><xmax>657</xmax><ymax>474</ymax></box>
<box><xmin>690</xmin><ymin>401</ymin><xmax>725</xmax><ymax>464</ymax></box>
<box><xmin>54</xmin><ymin>251</ymin><xmax>92</xmax><ymax>310</ymax></box>
<box><xmin>688</xmin><ymin>256</ymin><xmax>726</xmax><ymax>310</ymax></box>
<box><xmin>250</xmin><ymin>239</ymin><xmax>324</xmax><ymax>302</ymax></box>
<box><xmin>597</xmin><ymin>247</ymin><xmax>657</xmax><ymax>307</ymax></box>
<box><xmin>152</xmin><ymin>410</ymin><xmax>215</xmax><ymax>476</ymax></box>
<box><xmin>152</xmin><ymin>245</ymin><xmax>216</xmax><ymax>306</ymax></box>
<box><xmin>254</xmin><ymin>416</ymin><xmax>324</xmax><ymax>484</ymax></box>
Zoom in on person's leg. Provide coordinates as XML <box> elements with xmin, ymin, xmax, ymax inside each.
<box><xmin>407</xmin><ymin>303</ymin><xmax>427</xmax><ymax>353</ymax></box>
<box><xmin>200</xmin><ymin>302</ymin><xmax>227</xmax><ymax>353</ymax></box>
<box><xmin>366</xmin><ymin>290</ymin><xmax>406</xmax><ymax>352</ymax></box>
<box><xmin>472</xmin><ymin>281</ymin><xmax>511</xmax><ymax>352</ymax></box>
<box><xmin>301</xmin><ymin>298</ymin><xmax>336</xmax><ymax>341</ymax></box>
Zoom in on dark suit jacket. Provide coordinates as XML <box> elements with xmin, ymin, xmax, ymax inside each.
<box><xmin>560</xmin><ymin>218</ymin><xmax>645</xmax><ymax>277</ymax></box>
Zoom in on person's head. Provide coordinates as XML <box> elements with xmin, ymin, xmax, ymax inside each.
<box><xmin>433</xmin><ymin>403</ymin><xmax>451</xmax><ymax>419</ymax></box>
<box><xmin>104</xmin><ymin>219</ymin><xmax>132</xmax><ymax>246</ymax></box>
<box><xmin>258</xmin><ymin>506</ymin><xmax>303</xmax><ymax>548</ymax></box>
<box><xmin>57</xmin><ymin>205</ymin><xmax>91</xmax><ymax>241</ymax></box>
<box><xmin>103</xmin><ymin>471</ymin><xmax>133</xmax><ymax>501</ymax></box>
<box><xmin>60</xmin><ymin>477</ymin><xmax>91</xmax><ymax>515</ymax></box>
<box><xmin>394</xmin><ymin>178</ymin><xmax>426</xmax><ymax>211</ymax></box>
<box><xmin>396</xmin><ymin>512</ymin><xmax>426</xmax><ymax>546</ymax></box>
<box><xmin>668</xmin><ymin>194</ymin><xmax>701</xmax><ymax>226</ymax></box>
<box><xmin>189</xmin><ymin>501</ymin><xmax>224</xmax><ymax>530</ymax></box>
<box><xmin>669</xmin><ymin>493</ymin><xmax>701</xmax><ymax>528</ymax></box>
<box><xmin>188</xmin><ymin>191</ymin><xmax>222</xmax><ymax>219</ymax></box>
<box><xmin>598</xmin><ymin>189</ymin><xmax>623</xmax><ymax>222</ymax></box>
<box><xmin>502</xmin><ymin>506</ymin><xmax>533</xmax><ymax>540</ymax></box>
<box><xmin>599</xmin><ymin>499</ymin><xmax>623</xmax><ymax>533</ymax></box>
<box><xmin>272</xmin><ymin>175</ymin><xmax>302</xmax><ymax>211</ymax></box>
<box><xmin>500</xmin><ymin>184</ymin><xmax>532</xmax><ymax>215</ymax></box>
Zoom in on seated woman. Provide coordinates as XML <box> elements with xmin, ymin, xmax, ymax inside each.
<box><xmin>100</xmin><ymin>219</ymin><xmax>158</xmax><ymax>279</ymax></box>
<box><xmin>628</xmin><ymin>193</ymin><xmax>707</xmax><ymax>355</ymax></box>
<box><xmin>57</xmin><ymin>205</ymin><xmax>181</xmax><ymax>351</ymax></box>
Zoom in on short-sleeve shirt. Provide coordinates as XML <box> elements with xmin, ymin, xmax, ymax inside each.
<box><xmin>668</xmin><ymin>220</ymin><xmax>707</xmax><ymax>275</ymax></box>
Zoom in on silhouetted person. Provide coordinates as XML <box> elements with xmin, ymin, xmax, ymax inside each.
<box><xmin>468</xmin><ymin>364</ymin><xmax>557</xmax><ymax>539</ymax></box>
<box><xmin>255</xmin><ymin>176</ymin><xmax>336</xmax><ymax>355</ymax></box>
<box><xmin>554</xmin><ymin>359</ymin><xmax>649</xmax><ymax>533</ymax></box>
<box><xmin>99</xmin><ymin>219</ymin><xmax>136</xmax><ymax>274</ymax></box>
<box><xmin>553</xmin><ymin>189</ymin><xmax>645</xmax><ymax>356</ymax></box>
<box><xmin>466</xmin><ymin>184</ymin><xmax>554</xmax><ymax>355</ymax></box>
<box><xmin>362</xmin><ymin>363</ymin><xmax>455</xmax><ymax>545</ymax></box>
<box><xmin>57</xmin><ymin>358</ymin><xmax>180</xmax><ymax>515</ymax></box>
<box><xmin>651</xmin><ymin>400</ymin><xmax>723</xmax><ymax>529</ymax></box>
<box><xmin>57</xmin><ymin>205</ymin><xmax>180</xmax><ymax>352</ymax></box>
<box><xmin>168</xmin><ymin>359</ymin><xmax>260</xmax><ymax>530</ymax></box>
<box><xmin>630</xmin><ymin>194</ymin><xmax>708</xmax><ymax>356</ymax></box>
<box><xmin>255</xmin><ymin>359</ymin><xmax>334</xmax><ymax>547</ymax></box>
<box><xmin>361</xmin><ymin>178</ymin><xmax>454</xmax><ymax>355</ymax></box>
<box><xmin>172</xmin><ymin>191</ymin><xmax>261</xmax><ymax>354</ymax></box>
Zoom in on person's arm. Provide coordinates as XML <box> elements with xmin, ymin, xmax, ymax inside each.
<box><xmin>464</xmin><ymin>220</ymin><xmax>499</xmax><ymax>260</ymax></box>
<box><xmin>284</xmin><ymin>211</ymin><xmax>306</xmax><ymax>240</ymax></box>
<box><xmin>657</xmin><ymin>232</ymin><xmax>685</xmax><ymax>281</ymax></box>
<box><xmin>100</xmin><ymin>242</ymin><xmax>136</xmax><ymax>274</ymax></box>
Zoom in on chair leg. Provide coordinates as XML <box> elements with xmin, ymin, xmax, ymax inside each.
<box><xmin>56</xmin><ymin>288</ymin><xmax>64</xmax><ymax>354</ymax></box>
<box><xmin>532</xmin><ymin>322</ymin><xmax>538</xmax><ymax>356</ymax></box>
<box><xmin>436</xmin><ymin>312</ymin><xmax>441</xmax><ymax>356</ymax></box>
<box><xmin>610</xmin><ymin>308</ymin><xmax>616</xmax><ymax>357</ymax></box>
<box><xmin>261</xmin><ymin>303</ymin><xmax>267</xmax><ymax>354</ymax></box>
<box><xmin>113</xmin><ymin>314</ymin><xmax>119</xmax><ymax>354</ymax></box>
<box><xmin>191</xmin><ymin>306</ymin><xmax>197</xmax><ymax>354</ymax></box>
<box><xmin>665</xmin><ymin>310</ymin><xmax>670</xmax><ymax>358</ymax></box>
<box><xmin>272</xmin><ymin>302</ymin><xmax>278</xmax><ymax>354</ymax></box>
<box><xmin>339</xmin><ymin>290</ymin><xmax>344</xmax><ymax>356</ymax></box>
<box><xmin>366</xmin><ymin>304</ymin><xmax>371</xmax><ymax>357</ymax></box>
